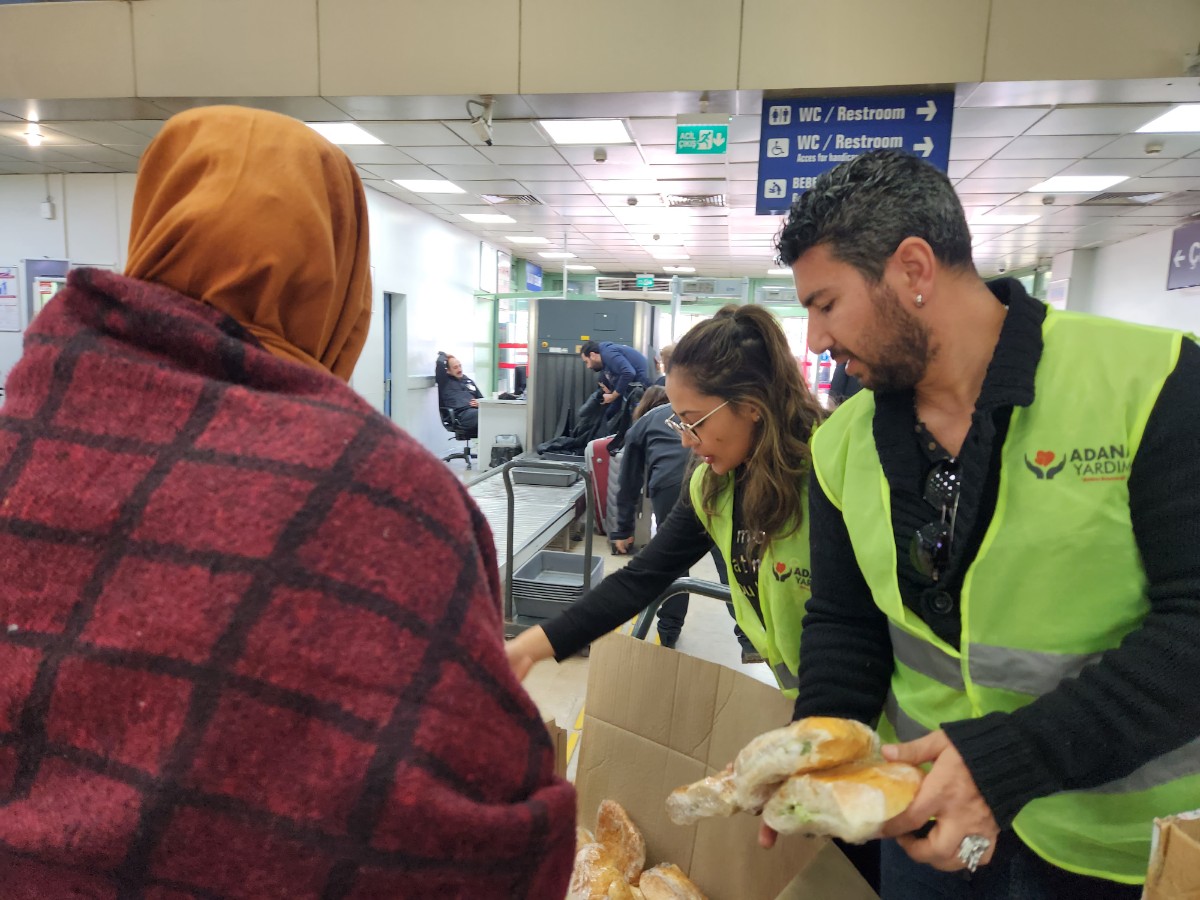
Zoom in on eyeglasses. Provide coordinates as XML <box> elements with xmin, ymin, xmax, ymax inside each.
<box><xmin>909</xmin><ymin>458</ymin><xmax>961</xmax><ymax>582</ymax></box>
<box><xmin>666</xmin><ymin>400</ymin><xmax>730</xmax><ymax>439</ymax></box>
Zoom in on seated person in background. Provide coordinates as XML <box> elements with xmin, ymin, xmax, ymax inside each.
<box><xmin>436</xmin><ymin>351</ymin><xmax>484</xmax><ymax>435</ymax></box>
<box><xmin>580</xmin><ymin>339</ymin><xmax>650</xmax><ymax>416</ymax></box>
<box><xmin>612</xmin><ymin>386</ymin><xmax>756</xmax><ymax>659</ymax></box>
<box><xmin>652</xmin><ymin>344</ymin><xmax>673</xmax><ymax>386</ymax></box>
<box><xmin>0</xmin><ymin>105</ymin><xmax>574</xmax><ymax>899</ymax></box>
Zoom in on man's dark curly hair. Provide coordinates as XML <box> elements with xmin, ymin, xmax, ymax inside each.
<box><xmin>775</xmin><ymin>150</ymin><xmax>974</xmax><ymax>281</ymax></box>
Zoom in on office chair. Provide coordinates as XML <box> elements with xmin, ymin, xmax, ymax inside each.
<box><xmin>439</xmin><ymin>406</ymin><xmax>475</xmax><ymax>469</ymax></box>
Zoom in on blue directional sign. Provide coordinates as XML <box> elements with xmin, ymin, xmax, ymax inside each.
<box><xmin>1167</xmin><ymin>220</ymin><xmax>1200</xmax><ymax>291</ymax></box>
<box><xmin>756</xmin><ymin>92</ymin><xmax>955</xmax><ymax>215</ymax></box>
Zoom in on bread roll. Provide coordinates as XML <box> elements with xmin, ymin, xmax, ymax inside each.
<box><xmin>665</xmin><ymin>765</ymin><xmax>738</xmax><ymax>825</ymax></box>
<box><xmin>577</xmin><ymin>825</ymin><xmax>596</xmax><ymax>851</ymax></box>
<box><xmin>762</xmin><ymin>760</ymin><xmax>924</xmax><ymax>844</ymax></box>
<box><xmin>732</xmin><ymin>717</ymin><xmax>879</xmax><ymax>810</ymax></box>
<box><xmin>596</xmin><ymin>799</ymin><xmax>646</xmax><ymax>885</ymax></box>
<box><xmin>568</xmin><ymin>842</ymin><xmax>635</xmax><ymax>900</ymax></box>
<box><xmin>639</xmin><ymin>863</ymin><xmax>707</xmax><ymax>900</ymax></box>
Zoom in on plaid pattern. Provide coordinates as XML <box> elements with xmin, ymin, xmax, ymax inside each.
<box><xmin>0</xmin><ymin>269</ymin><xmax>575</xmax><ymax>899</ymax></box>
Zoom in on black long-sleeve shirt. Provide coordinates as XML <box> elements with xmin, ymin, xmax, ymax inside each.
<box><xmin>610</xmin><ymin>405</ymin><xmax>691</xmax><ymax>540</ymax></box>
<box><xmin>794</xmin><ymin>279</ymin><xmax>1200</xmax><ymax>828</ymax></box>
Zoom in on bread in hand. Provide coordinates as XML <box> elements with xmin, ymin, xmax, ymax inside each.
<box><xmin>665</xmin><ymin>764</ymin><xmax>739</xmax><ymax>825</ymax></box>
<box><xmin>762</xmin><ymin>759</ymin><xmax>924</xmax><ymax>844</ymax></box>
<box><xmin>732</xmin><ymin>716</ymin><xmax>879</xmax><ymax>810</ymax></box>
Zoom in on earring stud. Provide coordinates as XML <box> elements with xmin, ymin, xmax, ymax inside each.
<box><xmin>914</xmin><ymin>293</ymin><xmax>925</xmax><ymax>308</ymax></box>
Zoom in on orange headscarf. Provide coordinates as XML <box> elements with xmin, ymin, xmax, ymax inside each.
<box><xmin>125</xmin><ymin>106</ymin><xmax>372</xmax><ymax>381</ymax></box>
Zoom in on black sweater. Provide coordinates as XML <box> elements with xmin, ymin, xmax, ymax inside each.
<box><xmin>793</xmin><ymin>279</ymin><xmax>1200</xmax><ymax>829</ymax></box>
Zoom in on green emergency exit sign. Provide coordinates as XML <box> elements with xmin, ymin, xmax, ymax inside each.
<box><xmin>676</xmin><ymin>124</ymin><xmax>728</xmax><ymax>155</ymax></box>
<box><xmin>635</xmin><ymin>274</ymin><xmax>655</xmax><ymax>288</ymax></box>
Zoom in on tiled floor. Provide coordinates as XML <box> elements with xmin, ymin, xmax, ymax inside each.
<box><xmin>514</xmin><ymin>525</ymin><xmax>776</xmax><ymax>781</ymax></box>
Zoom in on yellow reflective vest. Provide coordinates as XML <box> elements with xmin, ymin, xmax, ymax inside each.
<box><xmin>811</xmin><ymin>307</ymin><xmax>1200</xmax><ymax>883</ymax></box>
<box><xmin>688</xmin><ymin>465</ymin><xmax>810</xmax><ymax>696</ymax></box>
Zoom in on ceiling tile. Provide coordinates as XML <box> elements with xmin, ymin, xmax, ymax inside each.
<box><xmin>39</xmin><ymin>121</ymin><xmax>147</xmax><ymax>145</ymax></box>
<box><xmin>949</xmin><ymin>137</ymin><xmax>1013</xmax><ymax>160</ymax></box>
<box><xmin>1025</xmin><ymin>106</ymin><xmax>1171</xmax><ymax>136</ymax></box>
<box><xmin>0</xmin><ymin>147</ymin><xmax>92</xmax><ymax>164</ymax></box>
<box><xmin>729</xmin><ymin>115</ymin><xmax>761</xmax><ymax>144</ymax></box>
<box><xmin>359</xmin><ymin>164</ymin><xmax>441</xmax><ymax>180</ymax></box>
<box><xmin>556</xmin><ymin>144</ymin><xmax>645</xmax><ymax>166</ymax></box>
<box><xmin>356</xmin><ymin>121</ymin><xmax>466</xmax><ymax>145</ymax></box>
<box><xmin>524</xmin><ymin>181</ymin><xmax>595</xmax><ymax>195</ymax></box>
<box><xmin>403</xmin><ymin>145</ymin><xmax>493</xmax><ymax>165</ymax></box>
<box><xmin>0</xmin><ymin>161</ymin><xmax>61</xmax><ymax>175</ymax></box>
<box><xmin>54</xmin><ymin>162</ymin><xmax>118</xmax><ymax>174</ymax></box>
<box><xmin>428</xmin><ymin>164</ymin><xmax>517</xmax><ymax>181</ymax></box>
<box><xmin>341</xmin><ymin>145</ymin><xmax>417</xmax><ymax>165</ymax></box>
<box><xmin>114</xmin><ymin>120</ymin><xmax>165</xmax><ymax>139</ymax></box>
<box><xmin>955</xmin><ymin>177</ymin><xmax>1041</xmax><ymax>194</ymax></box>
<box><xmin>626</xmin><ymin>118</ymin><xmax>677</xmax><ymax>145</ymax></box>
<box><xmin>479</xmin><ymin>145</ymin><xmax>566</xmax><ymax>165</ymax></box>
<box><xmin>1142</xmin><ymin>159</ymin><xmax>1200</xmax><ymax>178</ymax></box>
<box><xmin>445</xmin><ymin>120</ymin><xmax>548</xmax><ymax>147</ymax></box>
<box><xmin>1090</xmin><ymin>133</ymin><xmax>1200</xmax><ymax>159</ymax></box>
<box><xmin>951</xmin><ymin>107</ymin><xmax>1051</xmax><ymax>138</ymax></box>
<box><xmin>995</xmin><ymin>134</ymin><xmax>1117</xmax><ymax>159</ymax></box>
<box><xmin>1054</xmin><ymin>158</ymin><xmax>1168</xmax><ymax>178</ymax></box>
<box><xmin>571</xmin><ymin>164</ymin><xmax>657</xmax><ymax>181</ymax></box>
<box><xmin>948</xmin><ymin>160</ymin><xmax>981</xmax><ymax>179</ymax></box>
<box><xmin>968</xmin><ymin>159</ymin><xmax>1070</xmax><ymax>178</ymax></box>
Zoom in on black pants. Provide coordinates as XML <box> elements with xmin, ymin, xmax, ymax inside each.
<box><xmin>651</xmin><ymin>487</ymin><xmax>752</xmax><ymax>652</ymax></box>
<box><xmin>453</xmin><ymin>406</ymin><xmax>478</xmax><ymax>437</ymax></box>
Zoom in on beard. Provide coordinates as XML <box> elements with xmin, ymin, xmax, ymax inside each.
<box><xmin>852</xmin><ymin>282</ymin><xmax>934</xmax><ymax>392</ymax></box>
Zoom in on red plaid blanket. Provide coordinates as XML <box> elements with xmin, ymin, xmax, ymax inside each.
<box><xmin>0</xmin><ymin>268</ymin><xmax>575</xmax><ymax>898</ymax></box>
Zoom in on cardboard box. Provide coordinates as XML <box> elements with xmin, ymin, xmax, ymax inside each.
<box><xmin>1144</xmin><ymin>809</ymin><xmax>1200</xmax><ymax>900</ymax></box>
<box><xmin>575</xmin><ymin>634</ymin><xmax>878</xmax><ymax>900</ymax></box>
<box><xmin>545</xmin><ymin>716</ymin><xmax>569</xmax><ymax>780</ymax></box>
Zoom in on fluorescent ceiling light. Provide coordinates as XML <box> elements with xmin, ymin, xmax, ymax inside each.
<box><xmin>970</xmin><ymin>213</ymin><xmax>1040</xmax><ymax>225</ymax></box>
<box><xmin>307</xmin><ymin>122</ymin><xmax>383</xmax><ymax>145</ymax></box>
<box><xmin>566</xmin><ymin>264</ymin><xmax>597</xmax><ymax>271</ymax></box>
<box><xmin>506</xmin><ymin>235</ymin><xmax>550</xmax><ymax>244</ymax></box>
<box><xmin>766</xmin><ymin>268</ymin><xmax>792</xmax><ymax>276</ymax></box>
<box><xmin>663</xmin><ymin>266</ymin><xmax>695</xmax><ymax>273</ymax></box>
<box><xmin>461</xmin><ymin>213</ymin><xmax>516</xmax><ymax>223</ymax></box>
<box><xmin>538</xmin><ymin>251</ymin><xmax>577</xmax><ymax>259</ymax></box>
<box><xmin>24</xmin><ymin>127</ymin><xmax>42</xmax><ymax>147</ymax></box>
<box><xmin>1028</xmin><ymin>175</ymin><xmax>1128</xmax><ymax>193</ymax></box>
<box><xmin>650</xmin><ymin>249</ymin><xmax>690</xmax><ymax>260</ymax></box>
<box><xmin>1136</xmin><ymin>105</ymin><xmax>1200</xmax><ymax>133</ymax></box>
<box><xmin>393</xmin><ymin>179</ymin><xmax>465</xmax><ymax>194</ymax></box>
<box><xmin>539</xmin><ymin>119</ymin><xmax>633</xmax><ymax>145</ymax></box>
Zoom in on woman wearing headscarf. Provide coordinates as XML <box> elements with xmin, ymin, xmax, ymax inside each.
<box><xmin>0</xmin><ymin>106</ymin><xmax>574</xmax><ymax>899</ymax></box>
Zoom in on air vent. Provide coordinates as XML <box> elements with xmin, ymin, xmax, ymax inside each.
<box><xmin>664</xmin><ymin>193</ymin><xmax>726</xmax><ymax>208</ymax></box>
<box><xmin>1080</xmin><ymin>190</ymin><xmax>1178</xmax><ymax>206</ymax></box>
<box><xmin>481</xmin><ymin>194</ymin><xmax>543</xmax><ymax>205</ymax></box>
<box><xmin>595</xmin><ymin>277</ymin><xmax>673</xmax><ymax>292</ymax></box>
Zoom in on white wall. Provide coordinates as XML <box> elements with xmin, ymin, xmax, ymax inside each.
<box><xmin>0</xmin><ymin>173</ymin><xmax>495</xmax><ymax>461</ymax></box>
<box><xmin>1061</xmin><ymin>229</ymin><xmax>1200</xmax><ymax>334</ymax></box>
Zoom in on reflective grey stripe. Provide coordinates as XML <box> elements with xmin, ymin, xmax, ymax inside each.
<box><xmin>888</xmin><ymin>623</ymin><xmax>964</xmax><ymax>691</ymax></box>
<box><xmin>968</xmin><ymin>644</ymin><xmax>1103</xmax><ymax>697</ymax></box>
<box><xmin>884</xmin><ymin>690</ymin><xmax>930</xmax><ymax>742</ymax></box>
<box><xmin>1088</xmin><ymin>736</ymin><xmax>1200</xmax><ymax>795</ymax></box>
<box><xmin>773</xmin><ymin>660</ymin><xmax>798</xmax><ymax>692</ymax></box>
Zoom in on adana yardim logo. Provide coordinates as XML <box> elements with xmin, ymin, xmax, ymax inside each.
<box><xmin>772</xmin><ymin>562</ymin><xmax>812</xmax><ymax>586</ymax></box>
<box><xmin>1024</xmin><ymin>449</ymin><xmax>1065</xmax><ymax>480</ymax></box>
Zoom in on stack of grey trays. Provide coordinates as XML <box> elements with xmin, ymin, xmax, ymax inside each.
<box><xmin>512</xmin><ymin>550</ymin><xmax>604</xmax><ymax>619</ymax></box>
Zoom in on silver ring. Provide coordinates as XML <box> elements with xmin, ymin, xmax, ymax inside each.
<box><xmin>957</xmin><ymin>834</ymin><xmax>990</xmax><ymax>872</ymax></box>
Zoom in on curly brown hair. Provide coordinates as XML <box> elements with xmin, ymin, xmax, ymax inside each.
<box><xmin>669</xmin><ymin>304</ymin><xmax>823</xmax><ymax>554</ymax></box>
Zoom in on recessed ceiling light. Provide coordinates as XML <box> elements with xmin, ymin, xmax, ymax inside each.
<box><xmin>393</xmin><ymin>179</ymin><xmax>465</xmax><ymax>194</ymax></box>
<box><xmin>24</xmin><ymin>126</ymin><xmax>42</xmax><ymax>147</ymax></box>
<box><xmin>1136</xmin><ymin>104</ymin><xmax>1200</xmax><ymax>133</ymax></box>
<box><xmin>461</xmin><ymin>213</ymin><xmax>517</xmax><ymax>223</ymax></box>
<box><xmin>650</xmin><ymin>249</ymin><xmax>690</xmax><ymax>260</ymax></box>
<box><xmin>538</xmin><ymin>251</ymin><xmax>577</xmax><ymax>259</ymax></box>
<box><xmin>506</xmin><ymin>235</ymin><xmax>550</xmax><ymax>244</ymax></box>
<box><xmin>566</xmin><ymin>264</ymin><xmax>597</xmax><ymax>271</ymax></box>
<box><xmin>307</xmin><ymin>123</ymin><xmax>383</xmax><ymax>145</ymax></box>
<box><xmin>767</xmin><ymin>267</ymin><xmax>792</xmax><ymax>276</ymax></box>
<box><xmin>662</xmin><ymin>266</ymin><xmax>696</xmax><ymax>273</ymax></box>
<box><xmin>970</xmin><ymin>213</ymin><xmax>1040</xmax><ymax>225</ymax></box>
<box><xmin>539</xmin><ymin>119</ymin><xmax>633</xmax><ymax>145</ymax></box>
<box><xmin>1028</xmin><ymin>176</ymin><xmax>1128</xmax><ymax>193</ymax></box>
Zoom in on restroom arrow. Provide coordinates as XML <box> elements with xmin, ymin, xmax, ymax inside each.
<box><xmin>918</xmin><ymin>100</ymin><xmax>938</xmax><ymax>122</ymax></box>
<box><xmin>913</xmin><ymin>136</ymin><xmax>934</xmax><ymax>157</ymax></box>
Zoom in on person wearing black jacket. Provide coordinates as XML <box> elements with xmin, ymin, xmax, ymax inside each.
<box><xmin>435</xmin><ymin>351</ymin><xmax>483</xmax><ymax>434</ymax></box>
<box><xmin>772</xmin><ymin>150</ymin><xmax>1200</xmax><ymax>899</ymax></box>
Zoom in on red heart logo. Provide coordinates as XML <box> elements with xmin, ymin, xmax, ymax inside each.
<box><xmin>1035</xmin><ymin>450</ymin><xmax>1055</xmax><ymax>467</ymax></box>
<box><xmin>774</xmin><ymin>562</ymin><xmax>787</xmax><ymax>575</ymax></box>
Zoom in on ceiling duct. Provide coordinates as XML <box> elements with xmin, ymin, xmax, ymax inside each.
<box><xmin>1079</xmin><ymin>190</ymin><xmax>1186</xmax><ymax>206</ymax></box>
<box><xmin>481</xmin><ymin>194</ymin><xmax>543</xmax><ymax>205</ymax></box>
<box><xmin>664</xmin><ymin>193</ymin><xmax>726</xmax><ymax>208</ymax></box>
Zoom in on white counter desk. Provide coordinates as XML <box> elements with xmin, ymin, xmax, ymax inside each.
<box><xmin>477</xmin><ymin>397</ymin><xmax>528</xmax><ymax>469</ymax></box>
